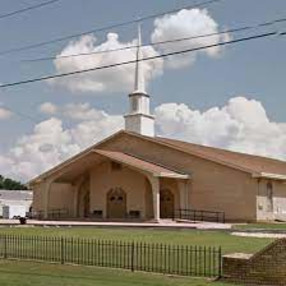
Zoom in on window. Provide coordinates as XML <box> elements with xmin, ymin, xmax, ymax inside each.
<box><xmin>111</xmin><ymin>161</ymin><xmax>122</xmax><ymax>171</ymax></box>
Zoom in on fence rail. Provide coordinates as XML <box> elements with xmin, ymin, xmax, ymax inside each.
<box><xmin>0</xmin><ymin>234</ymin><xmax>222</xmax><ymax>277</ymax></box>
<box><xmin>175</xmin><ymin>209</ymin><xmax>225</xmax><ymax>223</ymax></box>
<box><xmin>27</xmin><ymin>209</ymin><xmax>71</xmax><ymax>220</ymax></box>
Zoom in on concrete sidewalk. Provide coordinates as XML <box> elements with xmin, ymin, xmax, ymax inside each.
<box><xmin>0</xmin><ymin>219</ymin><xmax>231</xmax><ymax>230</ymax></box>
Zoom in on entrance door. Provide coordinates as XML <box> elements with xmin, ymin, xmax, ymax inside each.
<box><xmin>160</xmin><ymin>189</ymin><xmax>174</xmax><ymax>218</ymax></box>
<box><xmin>107</xmin><ymin>188</ymin><xmax>126</xmax><ymax>219</ymax></box>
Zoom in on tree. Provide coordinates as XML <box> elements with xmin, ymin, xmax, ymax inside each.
<box><xmin>0</xmin><ymin>175</ymin><xmax>27</xmax><ymax>190</ymax></box>
<box><xmin>0</xmin><ymin>175</ymin><xmax>3</xmax><ymax>189</ymax></box>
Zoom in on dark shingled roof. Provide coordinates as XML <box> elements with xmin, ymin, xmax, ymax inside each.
<box><xmin>155</xmin><ymin>136</ymin><xmax>286</xmax><ymax>176</ymax></box>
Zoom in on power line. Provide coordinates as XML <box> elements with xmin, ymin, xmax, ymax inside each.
<box><xmin>0</xmin><ymin>0</ymin><xmax>221</xmax><ymax>56</ymax></box>
<box><xmin>23</xmin><ymin>15</ymin><xmax>286</xmax><ymax>63</ymax></box>
<box><xmin>23</xmin><ymin>27</ymin><xmax>249</xmax><ymax>63</ymax></box>
<box><xmin>0</xmin><ymin>0</ymin><xmax>61</xmax><ymax>20</ymax></box>
<box><xmin>0</xmin><ymin>31</ymin><xmax>280</xmax><ymax>89</ymax></box>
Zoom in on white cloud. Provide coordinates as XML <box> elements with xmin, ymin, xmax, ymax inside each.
<box><xmin>52</xmin><ymin>33</ymin><xmax>163</xmax><ymax>93</ymax></box>
<box><xmin>151</xmin><ymin>8</ymin><xmax>225</xmax><ymax>69</ymax></box>
<box><xmin>0</xmin><ymin>105</ymin><xmax>123</xmax><ymax>181</ymax></box>
<box><xmin>0</xmin><ymin>107</ymin><xmax>12</xmax><ymax>120</ymax></box>
<box><xmin>62</xmin><ymin>102</ymin><xmax>107</xmax><ymax>121</ymax></box>
<box><xmin>1</xmin><ymin>97</ymin><xmax>285</xmax><ymax>182</ymax></box>
<box><xmin>155</xmin><ymin>97</ymin><xmax>286</xmax><ymax>159</ymax></box>
<box><xmin>5</xmin><ymin>118</ymin><xmax>80</xmax><ymax>180</ymax></box>
<box><xmin>51</xmin><ymin>8</ymin><xmax>227</xmax><ymax>94</ymax></box>
<box><xmin>39</xmin><ymin>102</ymin><xmax>58</xmax><ymax>114</ymax></box>
<box><xmin>39</xmin><ymin>101</ymin><xmax>118</xmax><ymax>122</ymax></box>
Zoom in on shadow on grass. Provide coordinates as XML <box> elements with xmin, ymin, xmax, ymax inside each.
<box><xmin>0</xmin><ymin>266</ymin><xmax>115</xmax><ymax>282</ymax></box>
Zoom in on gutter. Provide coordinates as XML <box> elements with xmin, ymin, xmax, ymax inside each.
<box><xmin>252</xmin><ymin>172</ymin><xmax>286</xmax><ymax>181</ymax></box>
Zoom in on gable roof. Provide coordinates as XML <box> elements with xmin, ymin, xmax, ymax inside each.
<box><xmin>94</xmin><ymin>150</ymin><xmax>189</xmax><ymax>179</ymax></box>
<box><xmin>153</xmin><ymin>137</ymin><xmax>286</xmax><ymax>178</ymax></box>
<box><xmin>29</xmin><ymin>130</ymin><xmax>286</xmax><ymax>184</ymax></box>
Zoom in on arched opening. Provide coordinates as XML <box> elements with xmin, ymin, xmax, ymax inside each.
<box><xmin>145</xmin><ymin>178</ymin><xmax>154</xmax><ymax>219</ymax></box>
<box><xmin>160</xmin><ymin>188</ymin><xmax>174</xmax><ymax>219</ymax></box>
<box><xmin>107</xmin><ymin>187</ymin><xmax>127</xmax><ymax>219</ymax></box>
<box><xmin>77</xmin><ymin>179</ymin><xmax>90</xmax><ymax>218</ymax></box>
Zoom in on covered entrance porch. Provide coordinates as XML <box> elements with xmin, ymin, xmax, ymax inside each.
<box><xmin>41</xmin><ymin>149</ymin><xmax>190</xmax><ymax>222</ymax></box>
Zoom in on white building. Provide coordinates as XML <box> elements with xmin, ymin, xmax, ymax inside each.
<box><xmin>0</xmin><ymin>190</ymin><xmax>33</xmax><ymax>218</ymax></box>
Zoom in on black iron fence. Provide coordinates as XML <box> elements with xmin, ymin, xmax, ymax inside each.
<box><xmin>175</xmin><ymin>209</ymin><xmax>225</xmax><ymax>223</ymax></box>
<box><xmin>0</xmin><ymin>234</ymin><xmax>222</xmax><ymax>277</ymax></box>
<box><xmin>27</xmin><ymin>209</ymin><xmax>71</xmax><ymax>220</ymax></box>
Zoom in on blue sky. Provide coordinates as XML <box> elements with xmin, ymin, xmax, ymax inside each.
<box><xmin>0</xmin><ymin>0</ymin><xmax>286</xmax><ymax>180</ymax></box>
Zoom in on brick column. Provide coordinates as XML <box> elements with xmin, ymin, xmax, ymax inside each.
<box><xmin>147</xmin><ymin>175</ymin><xmax>160</xmax><ymax>222</ymax></box>
<box><xmin>43</xmin><ymin>179</ymin><xmax>53</xmax><ymax>219</ymax></box>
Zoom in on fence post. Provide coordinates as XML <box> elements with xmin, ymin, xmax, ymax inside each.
<box><xmin>60</xmin><ymin>237</ymin><xmax>65</xmax><ymax>264</ymax></box>
<box><xmin>218</xmin><ymin>246</ymin><xmax>222</xmax><ymax>278</ymax></box>
<box><xmin>131</xmin><ymin>241</ymin><xmax>135</xmax><ymax>272</ymax></box>
<box><xmin>3</xmin><ymin>235</ymin><xmax>7</xmax><ymax>259</ymax></box>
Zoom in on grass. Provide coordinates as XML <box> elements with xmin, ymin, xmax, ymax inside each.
<box><xmin>0</xmin><ymin>260</ymin><xmax>237</xmax><ymax>286</ymax></box>
<box><xmin>0</xmin><ymin>226</ymin><xmax>274</xmax><ymax>254</ymax></box>
<box><xmin>0</xmin><ymin>227</ymin><xmax>273</xmax><ymax>285</ymax></box>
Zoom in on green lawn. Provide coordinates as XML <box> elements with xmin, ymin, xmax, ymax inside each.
<box><xmin>0</xmin><ymin>227</ymin><xmax>273</xmax><ymax>285</ymax></box>
<box><xmin>0</xmin><ymin>226</ymin><xmax>274</xmax><ymax>254</ymax></box>
<box><xmin>0</xmin><ymin>260</ymin><xmax>236</xmax><ymax>286</ymax></box>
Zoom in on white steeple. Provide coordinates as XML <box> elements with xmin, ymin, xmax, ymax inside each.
<box><xmin>124</xmin><ymin>24</ymin><xmax>155</xmax><ymax>137</ymax></box>
<box><xmin>134</xmin><ymin>24</ymin><xmax>145</xmax><ymax>93</ymax></box>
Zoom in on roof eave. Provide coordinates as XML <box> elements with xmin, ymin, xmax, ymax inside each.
<box><xmin>28</xmin><ymin>130</ymin><xmax>127</xmax><ymax>185</ymax></box>
<box><xmin>252</xmin><ymin>172</ymin><xmax>286</xmax><ymax>181</ymax></box>
<box><xmin>155</xmin><ymin>173</ymin><xmax>190</xmax><ymax>179</ymax></box>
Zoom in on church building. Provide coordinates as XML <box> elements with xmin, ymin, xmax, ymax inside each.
<box><xmin>30</xmin><ymin>27</ymin><xmax>286</xmax><ymax>223</ymax></box>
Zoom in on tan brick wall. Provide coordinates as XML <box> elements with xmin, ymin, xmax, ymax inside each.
<box><xmin>223</xmin><ymin>239</ymin><xmax>286</xmax><ymax>285</ymax></box>
<box><xmin>100</xmin><ymin>133</ymin><xmax>257</xmax><ymax>221</ymax></box>
<box><xmin>32</xmin><ymin>183</ymin><xmax>44</xmax><ymax>211</ymax></box>
<box><xmin>90</xmin><ymin>161</ymin><xmax>147</xmax><ymax>218</ymax></box>
<box><xmin>32</xmin><ymin>181</ymin><xmax>74</xmax><ymax>215</ymax></box>
<box><xmin>48</xmin><ymin>182</ymin><xmax>74</xmax><ymax>214</ymax></box>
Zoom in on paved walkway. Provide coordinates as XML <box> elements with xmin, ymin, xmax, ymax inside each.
<box><xmin>231</xmin><ymin>231</ymin><xmax>286</xmax><ymax>238</ymax></box>
<box><xmin>0</xmin><ymin>219</ymin><xmax>231</xmax><ymax>230</ymax></box>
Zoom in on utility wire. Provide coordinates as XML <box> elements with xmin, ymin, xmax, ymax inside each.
<box><xmin>23</xmin><ymin>26</ymin><xmax>250</xmax><ymax>62</ymax></box>
<box><xmin>0</xmin><ymin>0</ymin><xmax>61</xmax><ymax>20</ymax></box>
<box><xmin>0</xmin><ymin>0</ymin><xmax>221</xmax><ymax>56</ymax></box>
<box><xmin>23</xmin><ymin>15</ymin><xmax>286</xmax><ymax>63</ymax></box>
<box><xmin>0</xmin><ymin>31</ymin><xmax>280</xmax><ymax>89</ymax></box>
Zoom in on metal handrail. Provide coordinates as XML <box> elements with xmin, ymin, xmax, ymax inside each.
<box><xmin>175</xmin><ymin>208</ymin><xmax>225</xmax><ymax>223</ymax></box>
